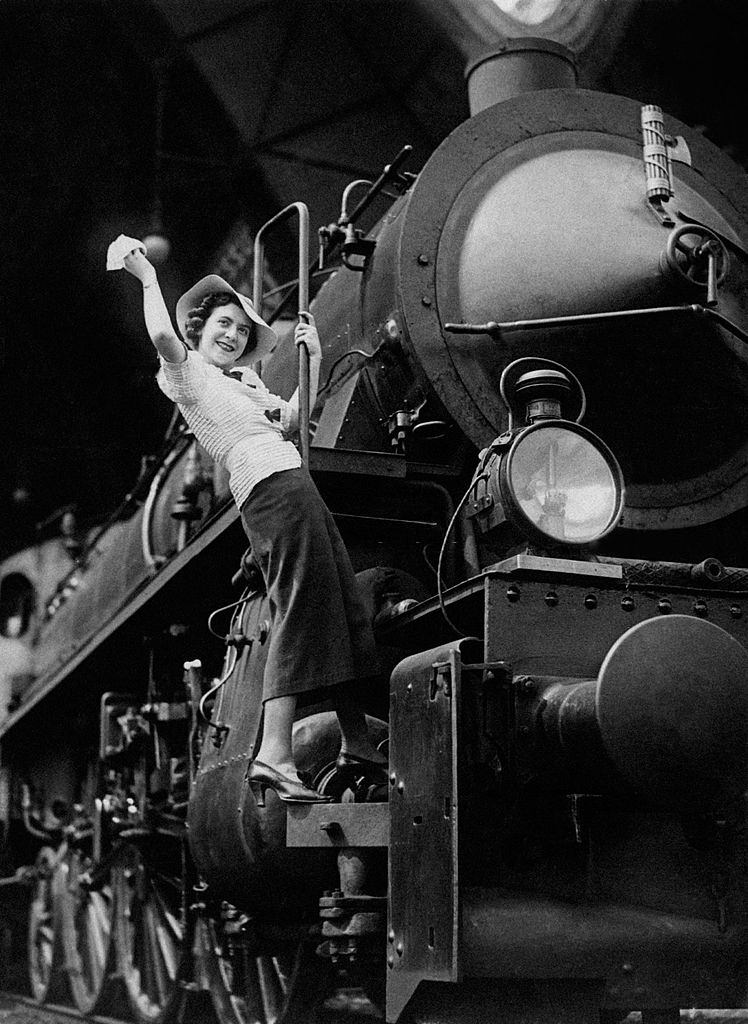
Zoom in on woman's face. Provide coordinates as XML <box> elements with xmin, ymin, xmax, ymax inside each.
<box><xmin>198</xmin><ymin>303</ymin><xmax>254</xmax><ymax>368</ymax></box>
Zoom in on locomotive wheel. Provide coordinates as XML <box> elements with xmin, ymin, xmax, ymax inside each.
<box><xmin>196</xmin><ymin>913</ymin><xmax>335</xmax><ymax>1024</ymax></box>
<box><xmin>27</xmin><ymin>846</ymin><xmax>67</xmax><ymax>1003</ymax></box>
<box><xmin>59</xmin><ymin>848</ymin><xmax>120</xmax><ymax>1015</ymax></box>
<box><xmin>113</xmin><ymin>842</ymin><xmax>190</xmax><ymax>1024</ymax></box>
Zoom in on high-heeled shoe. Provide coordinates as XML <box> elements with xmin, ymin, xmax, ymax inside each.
<box><xmin>335</xmin><ymin>751</ymin><xmax>389</xmax><ymax>777</ymax></box>
<box><xmin>246</xmin><ymin>760</ymin><xmax>332</xmax><ymax>806</ymax></box>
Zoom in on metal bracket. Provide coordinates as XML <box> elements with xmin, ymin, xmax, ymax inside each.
<box><xmin>429</xmin><ymin>661</ymin><xmax>452</xmax><ymax>700</ymax></box>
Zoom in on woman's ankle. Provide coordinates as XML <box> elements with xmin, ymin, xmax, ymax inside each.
<box><xmin>254</xmin><ymin>750</ymin><xmax>298</xmax><ymax>776</ymax></box>
<box><xmin>339</xmin><ymin>740</ymin><xmax>387</xmax><ymax>764</ymax></box>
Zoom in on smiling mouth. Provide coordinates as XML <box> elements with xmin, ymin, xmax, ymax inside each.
<box><xmin>216</xmin><ymin>341</ymin><xmax>235</xmax><ymax>353</ymax></box>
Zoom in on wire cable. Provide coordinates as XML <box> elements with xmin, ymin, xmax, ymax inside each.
<box><xmin>198</xmin><ymin>647</ymin><xmax>239</xmax><ymax>723</ymax></box>
<box><xmin>206</xmin><ymin>593</ymin><xmax>253</xmax><ymax>640</ymax></box>
<box><xmin>435</xmin><ymin>465</ymin><xmax>492</xmax><ymax>637</ymax></box>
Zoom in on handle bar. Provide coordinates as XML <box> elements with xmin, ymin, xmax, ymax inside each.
<box><xmin>253</xmin><ymin>202</ymin><xmax>311</xmax><ymax>464</ymax></box>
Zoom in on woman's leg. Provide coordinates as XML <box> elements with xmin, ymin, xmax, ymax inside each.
<box><xmin>255</xmin><ymin>690</ymin><xmax>385</xmax><ymax>770</ymax></box>
<box><xmin>248</xmin><ymin>693</ymin><xmax>332</xmax><ymax>803</ymax></box>
<box><xmin>254</xmin><ymin>694</ymin><xmax>298</xmax><ymax>776</ymax></box>
<box><xmin>335</xmin><ymin>686</ymin><xmax>387</xmax><ymax>765</ymax></box>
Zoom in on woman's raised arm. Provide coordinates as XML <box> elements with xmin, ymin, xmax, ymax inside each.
<box><xmin>123</xmin><ymin>249</ymin><xmax>186</xmax><ymax>364</ymax></box>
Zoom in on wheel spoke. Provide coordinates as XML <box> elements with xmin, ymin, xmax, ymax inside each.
<box><xmin>61</xmin><ymin>851</ymin><xmax>118</xmax><ymax>1015</ymax></box>
<box><xmin>145</xmin><ymin>900</ymin><xmax>174</xmax><ymax>1002</ymax></box>
<box><xmin>245</xmin><ymin>953</ymin><xmax>270</xmax><ymax>1024</ymax></box>
<box><xmin>198</xmin><ymin>914</ymin><xmax>330</xmax><ymax>1024</ymax></box>
<box><xmin>28</xmin><ymin>851</ymin><xmax>67</xmax><ymax>1004</ymax></box>
<box><xmin>257</xmin><ymin>955</ymin><xmax>285</xmax><ymax>1024</ymax></box>
<box><xmin>113</xmin><ymin>844</ymin><xmax>187</xmax><ymax>1024</ymax></box>
<box><xmin>152</xmin><ymin>883</ymin><xmax>183</xmax><ymax>946</ymax></box>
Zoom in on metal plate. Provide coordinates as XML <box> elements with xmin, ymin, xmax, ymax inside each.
<box><xmin>387</xmin><ymin>638</ymin><xmax>480</xmax><ymax>1022</ymax></box>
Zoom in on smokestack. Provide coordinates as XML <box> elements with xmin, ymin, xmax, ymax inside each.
<box><xmin>465</xmin><ymin>37</ymin><xmax>578</xmax><ymax>116</ymax></box>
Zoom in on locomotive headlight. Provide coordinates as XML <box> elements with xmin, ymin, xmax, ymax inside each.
<box><xmin>499</xmin><ymin>421</ymin><xmax>624</xmax><ymax>546</ymax></box>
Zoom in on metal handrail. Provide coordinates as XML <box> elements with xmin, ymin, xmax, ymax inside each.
<box><xmin>444</xmin><ymin>302</ymin><xmax>748</xmax><ymax>348</ymax></box>
<box><xmin>253</xmin><ymin>202</ymin><xmax>311</xmax><ymax>464</ymax></box>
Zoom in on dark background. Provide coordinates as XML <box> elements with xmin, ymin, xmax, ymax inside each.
<box><xmin>1</xmin><ymin>0</ymin><xmax>747</xmax><ymax>556</ymax></box>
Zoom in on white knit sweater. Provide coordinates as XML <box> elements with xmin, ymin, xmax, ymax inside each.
<box><xmin>157</xmin><ymin>350</ymin><xmax>301</xmax><ymax>508</ymax></box>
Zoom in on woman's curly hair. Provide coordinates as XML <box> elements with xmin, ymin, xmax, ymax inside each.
<box><xmin>184</xmin><ymin>292</ymin><xmax>257</xmax><ymax>353</ymax></box>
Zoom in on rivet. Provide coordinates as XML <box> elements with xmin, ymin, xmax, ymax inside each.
<box><xmin>406</xmin><ymin>682</ymin><xmax>413</xmax><ymax>693</ymax></box>
<box><xmin>396</xmin><ymin>942</ymin><xmax>404</xmax><ymax>956</ymax></box>
<box><xmin>388</xmin><ymin>930</ymin><xmax>395</xmax><ymax>943</ymax></box>
<box><xmin>621</xmin><ymin>595</ymin><xmax>635</xmax><ymax>611</ymax></box>
<box><xmin>693</xmin><ymin>599</ymin><xmax>708</xmax><ymax>618</ymax></box>
<box><xmin>621</xmin><ymin>962</ymin><xmax>634</xmax><ymax>974</ymax></box>
<box><xmin>421</xmin><ymin>296</ymin><xmax>432</xmax><ymax>307</ymax></box>
<box><xmin>506</xmin><ymin>585</ymin><xmax>521</xmax><ymax>603</ymax></box>
<box><xmin>385</xmin><ymin>318</ymin><xmax>400</xmax><ymax>339</ymax></box>
<box><xmin>730</xmin><ymin>604</ymin><xmax>742</xmax><ymax>619</ymax></box>
<box><xmin>658</xmin><ymin>598</ymin><xmax>672</xmax><ymax>614</ymax></box>
<box><xmin>397</xmin><ymin>780</ymin><xmax>405</xmax><ymax>793</ymax></box>
<box><xmin>584</xmin><ymin>594</ymin><xmax>597</xmax><ymax>610</ymax></box>
<box><xmin>389</xmin><ymin>772</ymin><xmax>397</xmax><ymax>786</ymax></box>
<box><xmin>387</xmin><ymin>956</ymin><xmax>394</xmax><ymax>968</ymax></box>
<box><xmin>520</xmin><ymin>677</ymin><xmax>536</xmax><ymax>695</ymax></box>
<box><xmin>417</xmin><ymin>253</ymin><xmax>430</xmax><ymax>266</ymax></box>
<box><xmin>545</xmin><ymin>591</ymin><xmax>559</xmax><ymax>607</ymax></box>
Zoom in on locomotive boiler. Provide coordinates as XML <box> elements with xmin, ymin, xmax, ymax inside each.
<box><xmin>2</xmin><ymin>35</ymin><xmax>748</xmax><ymax>1024</ymax></box>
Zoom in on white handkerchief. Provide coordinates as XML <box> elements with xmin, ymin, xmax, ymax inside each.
<box><xmin>106</xmin><ymin>234</ymin><xmax>147</xmax><ymax>271</ymax></box>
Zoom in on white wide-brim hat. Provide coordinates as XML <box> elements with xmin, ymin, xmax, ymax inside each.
<box><xmin>175</xmin><ymin>274</ymin><xmax>277</xmax><ymax>366</ymax></box>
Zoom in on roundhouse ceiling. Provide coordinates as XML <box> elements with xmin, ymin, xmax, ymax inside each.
<box><xmin>1</xmin><ymin>0</ymin><xmax>747</xmax><ymax>556</ymax></box>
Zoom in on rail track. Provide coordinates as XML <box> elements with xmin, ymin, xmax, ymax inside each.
<box><xmin>3</xmin><ymin>992</ymin><xmax>748</xmax><ymax>1024</ymax></box>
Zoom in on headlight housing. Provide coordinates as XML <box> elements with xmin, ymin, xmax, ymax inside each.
<box><xmin>497</xmin><ymin>420</ymin><xmax>625</xmax><ymax>547</ymax></box>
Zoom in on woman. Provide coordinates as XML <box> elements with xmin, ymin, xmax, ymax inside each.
<box><xmin>121</xmin><ymin>246</ymin><xmax>386</xmax><ymax>803</ymax></box>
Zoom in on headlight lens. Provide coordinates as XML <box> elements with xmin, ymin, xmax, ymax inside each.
<box><xmin>500</xmin><ymin>422</ymin><xmax>624</xmax><ymax>545</ymax></box>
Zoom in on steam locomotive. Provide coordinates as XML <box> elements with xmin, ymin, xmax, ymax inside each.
<box><xmin>2</xmin><ymin>36</ymin><xmax>748</xmax><ymax>1024</ymax></box>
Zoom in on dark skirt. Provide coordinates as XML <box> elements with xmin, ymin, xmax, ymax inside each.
<box><xmin>239</xmin><ymin>467</ymin><xmax>376</xmax><ymax>701</ymax></box>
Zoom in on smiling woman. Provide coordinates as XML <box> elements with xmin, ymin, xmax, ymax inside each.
<box><xmin>115</xmin><ymin>243</ymin><xmax>388</xmax><ymax>805</ymax></box>
<box><xmin>188</xmin><ymin>297</ymin><xmax>256</xmax><ymax>367</ymax></box>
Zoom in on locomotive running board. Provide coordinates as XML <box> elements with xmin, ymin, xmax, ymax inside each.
<box><xmin>286</xmin><ymin>802</ymin><xmax>389</xmax><ymax>847</ymax></box>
